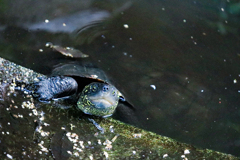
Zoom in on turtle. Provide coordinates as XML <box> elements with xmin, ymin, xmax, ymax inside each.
<box><xmin>30</xmin><ymin>63</ymin><xmax>123</xmax><ymax>118</ymax></box>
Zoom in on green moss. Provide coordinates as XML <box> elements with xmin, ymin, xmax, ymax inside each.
<box><xmin>98</xmin><ymin>118</ymin><xmax>238</xmax><ymax>159</ymax></box>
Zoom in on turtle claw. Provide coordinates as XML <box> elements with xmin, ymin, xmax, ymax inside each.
<box><xmin>32</xmin><ymin>79</ymin><xmax>54</xmax><ymax>102</ymax></box>
<box><xmin>119</xmin><ymin>96</ymin><xmax>126</xmax><ymax>102</ymax></box>
<box><xmin>37</xmin><ymin>98</ymin><xmax>52</xmax><ymax>104</ymax></box>
<box><xmin>37</xmin><ymin>77</ymin><xmax>45</xmax><ymax>81</ymax></box>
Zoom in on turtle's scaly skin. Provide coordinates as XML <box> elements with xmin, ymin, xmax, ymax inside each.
<box><xmin>31</xmin><ymin>76</ymin><xmax>78</xmax><ymax>102</ymax></box>
<box><xmin>77</xmin><ymin>82</ymin><xmax>120</xmax><ymax>117</ymax></box>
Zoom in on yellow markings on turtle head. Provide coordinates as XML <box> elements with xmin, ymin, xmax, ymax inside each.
<box><xmin>84</xmin><ymin>85</ymin><xmax>92</xmax><ymax>94</ymax></box>
<box><xmin>81</xmin><ymin>95</ymin><xmax>94</xmax><ymax>107</ymax></box>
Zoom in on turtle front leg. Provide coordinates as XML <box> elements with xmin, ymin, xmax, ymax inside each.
<box><xmin>31</xmin><ymin>76</ymin><xmax>78</xmax><ymax>102</ymax></box>
<box><xmin>88</xmin><ymin>118</ymin><xmax>105</xmax><ymax>133</ymax></box>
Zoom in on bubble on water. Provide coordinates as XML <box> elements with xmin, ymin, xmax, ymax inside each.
<box><xmin>123</xmin><ymin>24</ymin><xmax>129</xmax><ymax>28</ymax></box>
<box><xmin>150</xmin><ymin>85</ymin><xmax>156</xmax><ymax>90</ymax></box>
<box><xmin>233</xmin><ymin>79</ymin><xmax>237</xmax><ymax>83</ymax></box>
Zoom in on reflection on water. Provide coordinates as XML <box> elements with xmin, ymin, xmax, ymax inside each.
<box><xmin>0</xmin><ymin>0</ymin><xmax>240</xmax><ymax>157</ymax></box>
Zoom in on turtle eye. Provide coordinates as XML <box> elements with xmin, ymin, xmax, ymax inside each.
<box><xmin>91</xmin><ymin>84</ymin><xmax>98</xmax><ymax>92</ymax></box>
<box><xmin>103</xmin><ymin>85</ymin><xmax>109</xmax><ymax>92</ymax></box>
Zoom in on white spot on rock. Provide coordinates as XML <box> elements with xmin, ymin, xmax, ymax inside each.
<box><xmin>163</xmin><ymin>154</ymin><xmax>168</xmax><ymax>158</ymax></box>
<box><xmin>184</xmin><ymin>149</ymin><xmax>190</xmax><ymax>154</ymax></box>
<box><xmin>6</xmin><ymin>154</ymin><xmax>13</xmax><ymax>159</ymax></box>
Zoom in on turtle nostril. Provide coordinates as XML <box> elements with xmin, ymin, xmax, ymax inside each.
<box><xmin>103</xmin><ymin>85</ymin><xmax>109</xmax><ymax>92</ymax></box>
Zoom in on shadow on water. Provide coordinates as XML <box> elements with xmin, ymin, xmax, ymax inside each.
<box><xmin>1</xmin><ymin>0</ymin><xmax>240</xmax><ymax>157</ymax></box>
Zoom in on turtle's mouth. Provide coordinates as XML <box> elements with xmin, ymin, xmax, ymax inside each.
<box><xmin>89</xmin><ymin>97</ymin><xmax>114</xmax><ymax>108</ymax></box>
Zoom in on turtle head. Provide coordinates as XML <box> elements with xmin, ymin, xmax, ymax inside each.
<box><xmin>77</xmin><ymin>82</ymin><xmax>120</xmax><ymax>117</ymax></box>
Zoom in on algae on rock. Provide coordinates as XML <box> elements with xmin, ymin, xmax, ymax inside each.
<box><xmin>0</xmin><ymin>57</ymin><xmax>238</xmax><ymax>159</ymax></box>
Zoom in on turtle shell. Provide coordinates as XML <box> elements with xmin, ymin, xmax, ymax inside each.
<box><xmin>51</xmin><ymin>63</ymin><xmax>110</xmax><ymax>85</ymax></box>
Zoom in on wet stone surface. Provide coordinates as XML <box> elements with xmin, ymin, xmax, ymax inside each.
<box><xmin>0</xmin><ymin>57</ymin><xmax>239</xmax><ymax>159</ymax></box>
